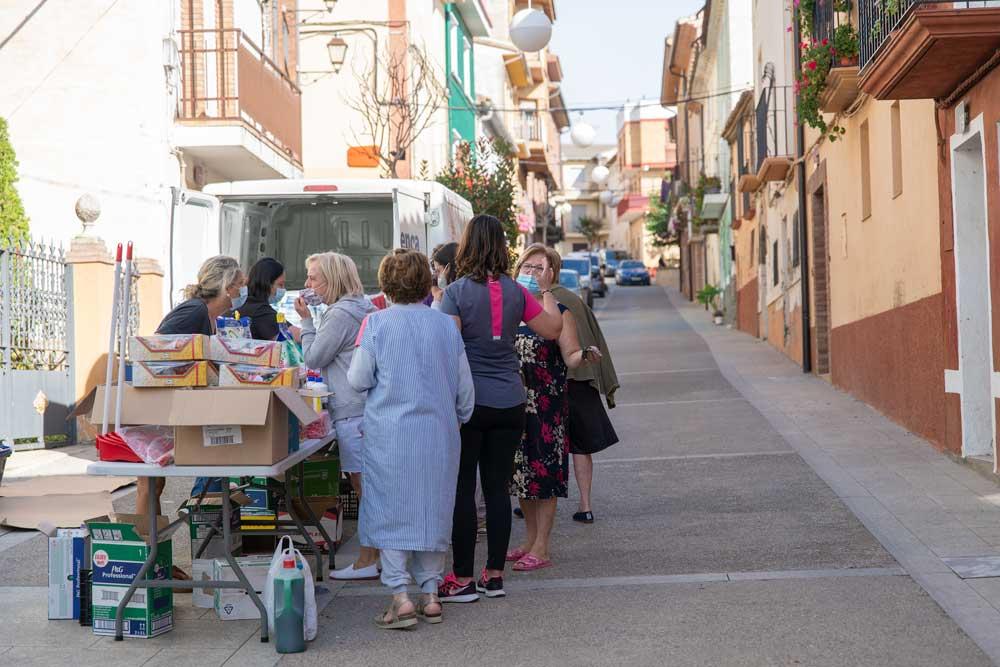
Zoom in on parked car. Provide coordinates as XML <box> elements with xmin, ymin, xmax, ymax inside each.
<box><xmin>559</xmin><ymin>269</ymin><xmax>586</xmax><ymax>304</ymax></box>
<box><xmin>561</xmin><ymin>257</ymin><xmax>595</xmax><ymax>307</ymax></box>
<box><xmin>618</xmin><ymin>260</ymin><xmax>651</xmax><ymax>286</ymax></box>
<box><xmin>602</xmin><ymin>249</ymin><xmax>630</xmax><ymax>277</ymax></box>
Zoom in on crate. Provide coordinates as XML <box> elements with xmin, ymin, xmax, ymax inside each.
<box><xmin>338</xmin><ymin>476</ymin><xmax>359</xmax><ymax>521</ymax></box>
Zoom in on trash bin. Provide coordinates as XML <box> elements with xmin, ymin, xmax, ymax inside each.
<box><xmin>0</xmin><ymin>443</ymin><xmax>11</xmax><ymax>487</ymax></box>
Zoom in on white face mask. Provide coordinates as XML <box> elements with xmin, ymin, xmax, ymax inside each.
<box><xmin>437</xmin><ymin>272</ymin><xmax>448</xmax><ymax>290</ymax></box>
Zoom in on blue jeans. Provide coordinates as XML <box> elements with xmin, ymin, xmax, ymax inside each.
<box><xmin>191</xmin><ymin>476</ymin><xmax>223</xmax><ymax>497</ymax></box>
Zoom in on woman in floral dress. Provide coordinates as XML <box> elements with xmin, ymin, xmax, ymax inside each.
<box><xmin>509</xmin><ymin>245</ymin><xmax>602</xmax><ymax>571</ymax></box>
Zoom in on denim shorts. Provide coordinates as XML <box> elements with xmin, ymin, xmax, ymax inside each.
<box><xmin>335</xmin><ymin>415</ymin><xmax>365</xmax><ymax>474</ymax></box>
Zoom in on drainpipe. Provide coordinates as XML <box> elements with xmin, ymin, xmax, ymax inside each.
<box><xmin>794</xmin><ymin>8</ymin><xmax>813</xmax><ymax>374</ymax></box>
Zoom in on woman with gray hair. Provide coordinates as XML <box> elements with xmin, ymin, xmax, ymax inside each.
<box><xmin>294</xmin><ymin>252</ymin><xmax>378</xmax><ymax>580</ymax></box>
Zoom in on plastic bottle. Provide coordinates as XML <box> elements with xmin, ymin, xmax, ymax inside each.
<box><xmin>274</xmin><ymin>556</ymin><xmax>305</xmax><ymax>654</ymax></box>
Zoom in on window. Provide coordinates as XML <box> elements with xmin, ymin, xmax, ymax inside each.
<box><xmin>891</xmin><ymin>102</ymin><xmax>903</xmax><ymax>198</ymax></box>
<box><xmin>792</xmin><ymin>212</ymin><xmax>800</xmax><ymax>268</ymax></box>
<box><xmin>450</xmin><ymin>22</ymin><xmax>459</xmax><ymax>78</ymax></box>
<box><xmin>772</xmin><ymin>240</ymin><xmax>779</xmax><ymax>286</ymax></box>
<box><xmin>860</xmin><ymin>119</ymin><xmax>872</xmax><ymax>220</ymax></box>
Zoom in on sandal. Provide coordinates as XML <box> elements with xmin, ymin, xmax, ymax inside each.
<box><xmin>573</xmin><ymin>511</ymin><xmax>595</xmax><ymax>524</ymax></box>
<box><xmin>505</xmin><ymin>547</ymin><xmax>528</xmax><ymax>562</ymax></box>
<box><xmin>373</xmin><ymin>596</ymin><xmax>418</xmax><ymax>630</ymax></box>
<box><xmin>416</xmin><ymin>594</ymin><xmax>443</xmax><ymax>624</ymax></box>
<box><xmin>512</xmin><ymin>553</ymin><xmax>552</xmax><ymax>572</ymax></box>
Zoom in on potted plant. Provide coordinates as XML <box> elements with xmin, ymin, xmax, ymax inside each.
<box><xmin>832</xmin><ymin>23</ymin><xmax>859</xmax><ymax>67</ymax></box>
<box><xmin>696</xmin><ymin>284</ymin><xmax>725</xmax><ymax>325</ymax></box>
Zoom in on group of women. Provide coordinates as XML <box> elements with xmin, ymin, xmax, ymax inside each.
<box><xmin>152</xmin><ymin>214</ymin><xmax>619</xmax><ymax>628</ymax></box>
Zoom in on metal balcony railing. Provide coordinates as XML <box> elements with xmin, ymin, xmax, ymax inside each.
<box><xmin>755</xmin><ymin>81</ymin><xmax>795</xmax><ymax>172</ymax></box>
<box><xmin>177</xmin><ymin>28</ymin><xmax>302</xmax><ymax>164</ymax></box>
<box><xmin>859</xmin><ymin>1</ymin><xmax>989</xmax><ymax>69</ymax></box>
<box><xmin>519</xmin><ymin>111</ymin><xmax>542</xmax><ymax>142</ymax></box>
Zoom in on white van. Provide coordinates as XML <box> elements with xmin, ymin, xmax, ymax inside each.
<box><xmin>169</xmin><ymin>179</ymin><xmax>474</xmax><ymax>306</ymax></box>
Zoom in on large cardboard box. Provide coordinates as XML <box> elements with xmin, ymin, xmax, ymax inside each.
<box><xmin>129</xmin><ymin>334</ymin><xmax>207</xmax><ymax>361</ymax></box>
<box><xmin>213</xmin><ymin>555</ymin><xmax>272</xmax><ymax>620</ymax></box>
<box><xmin>209</xmin><ymin>336</ymin><xmax>284</xmax><ymax>367</ymax></box>
<box><xmin>90</xmin><ymin>386</ymin><xmax>319</xmax><ymax>466</ymax></box>
<box><xmin>131</xmin><ymin>360</ymin><xmax>217</xmax><ymax>388</ymax></box>
<box><xmin>48</xmin><ymin>528</ymin><xmax>90</xmax><ymax>619</ymax></box>
<box><xmin>86</xmin><ymin>514</ymin><xmax>174</xmax><ymax>639</ymax></box>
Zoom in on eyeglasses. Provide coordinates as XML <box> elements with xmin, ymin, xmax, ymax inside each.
<box><xmin>520</xmin><ymin>263</ymin><xmax>546</xmax><ymax>274</ymax></box>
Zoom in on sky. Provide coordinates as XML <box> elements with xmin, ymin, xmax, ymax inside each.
<box><xmin>549</xmin><ymin>0</ymin><xmax>704</xmax><ymax>145</ymax></box>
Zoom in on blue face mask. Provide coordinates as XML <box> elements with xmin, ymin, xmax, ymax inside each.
<box><xmin>231</xmin><ymin>285</ymin><xmax>248</xmax><ymax>310</ymax></box>
<box><xmin>517</xmin><ymin>274</ymin><xmax>541</xmax><ymax>294</ymax></box>
<box><xmin>269</xmin><ymin>287</ymin><xmax>286</xmax><ymax>306</ymax></box>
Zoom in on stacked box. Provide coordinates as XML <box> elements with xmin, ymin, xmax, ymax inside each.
<box><xmin>209</xmin><ymin>337</ymin><xmax>284</xmax><ymax>367</ymax></box>
<box><xmin>218</xmin><ymin>363</ymin><xmax>299</xmax><ymax>388</ymax></box>
<box><xmin>131</xmin><ymin>360</ymin><xmax>218</xmax><ymax>388</ymax></box>
<box><xmin>213</xmin><ymin>556</ymin><xmax>272</xmax><ymax>620</ymax></box>
<box><xmin>287</xmin><ymin>454</ymin><xmax>341</xmax><ymax>498</ymax></box>
<box><xmin>48</xmin><ymin>528</ymin><xmax>90</xmax><ymax>620</ymax></box>
<box><xmin>129</xmin><ymin>334</ymin><xmax>207</xmax><ymax>361</ymax></box>
<box><xmin>87</xmin><ymin>516</ymin><xmax>173</xmax><ymax>639</ymax></box>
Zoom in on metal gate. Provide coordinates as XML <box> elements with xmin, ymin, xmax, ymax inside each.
<box><xmin>0</xmin><ymin>240</ymin><xmax>74</xmax><ymax>449</ymax></box>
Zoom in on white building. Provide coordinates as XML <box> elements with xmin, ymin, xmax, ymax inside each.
<box><xmin>0</xmin><ymin>0</ymin><xmax>303</xmax><ymax>306</ymax></box>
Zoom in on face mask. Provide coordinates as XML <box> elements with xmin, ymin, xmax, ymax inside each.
<box><xmin>269</xmin><ymin>287</ymin><xmax>286</xmax><ymax>306</ymax></box>
<box><xmin>301</xmin><ymin>288</ymin><xmax>324</xmax><ymax>306</ymax></box>
<box><xmin>437</xmin><ymin>272</ymin><xmax>449</xmax><ymax>290</ymax></box>
<box><xmin>231</xmin><ymin>285</ymin><xmax>248</xmax><ymax>310</ymax></box>
<box><xmin>517</xmin><ymin>274</ymin><xmax>540</xmax><ymax>294</ymax></box>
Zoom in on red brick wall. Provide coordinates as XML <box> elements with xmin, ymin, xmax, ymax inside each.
<box><xmin>830</xmin><ymin>293</ymin><xmax>947</xmax><ymax>450</ymax></box>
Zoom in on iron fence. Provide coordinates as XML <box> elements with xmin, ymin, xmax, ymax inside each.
<box><xmin>859</xmin><ymin>1</ymin><xmax>987</xmax><ymax>69</ymax></box>
<box><xmin>755</xmin><ymin>81</ymin><xmax>795</xmax><ymax>172</ymax></box>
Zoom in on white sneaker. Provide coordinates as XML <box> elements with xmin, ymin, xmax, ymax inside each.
<box><xmin>329</xmin><ymin>562</ymin><xmax>380</xmax><ymax>580</ymax></box>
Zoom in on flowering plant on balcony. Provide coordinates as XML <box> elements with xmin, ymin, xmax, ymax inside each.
<box><xmin>691</xmin><ymin>174</ymin><xmax>721</xmax><ymax>231</ymax></box>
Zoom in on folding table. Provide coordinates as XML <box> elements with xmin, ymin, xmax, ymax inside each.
<box><xmin>86</xmin><ymin>434</ymin><xmax>337</xmax><ymax>642</ymax></box>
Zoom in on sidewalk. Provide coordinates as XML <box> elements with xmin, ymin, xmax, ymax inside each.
<box><xmin>668</xmin><ymin>288</ymin><xmax>1000</xmax><ymax>662</ymax></box>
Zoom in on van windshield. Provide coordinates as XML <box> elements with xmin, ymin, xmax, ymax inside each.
<box><xmin>219</xmin><ymin>197</ymin><xmax>394</xmax><ymax>292</ymax></box>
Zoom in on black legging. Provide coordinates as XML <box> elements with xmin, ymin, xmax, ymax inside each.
<box><xmin>452</xmin><ymin>404</ymin><xmax>526</xmax><ymax>577</ymax></box>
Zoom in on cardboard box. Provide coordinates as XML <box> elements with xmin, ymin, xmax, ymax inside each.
<box><xmin>129</xmin><ymin>334</ymin><xmax>207</xmax><ymax>361</ymax></box>
<box><xmin>86</xmin><ymin>514</ymin><xmax>174</xmax><ymax>639</ymax></box>
<box><xmin>191</xmin><ymin>558</ymin><xmax>214</xmax><ymax>609</ymax></box>
<box><xmin>287</xmin><ymin>454</ymin><xmax>341</xmax><ymax>498</ymax></box>
<box><xmin>48</xmin><ymin>528</ymin><xmax>90</xmax><ymax>619</ymax></box>
<box><xmin>90</xmin><ymin>386</ymin><xmax>319</xmax><ymax>467</ymax></box>
<box><xmin>219</xmin><ymin>363</ymin><xmax>299</xmax><ymax>388</ymax></box>
<box><xmin>209</xmin><ymin>336</ymin><xmax>284</xmax><ymax>368</ymax></box>
<box><xmin>131</xmin><ymin>360</ymin><xmax>217</xmax><ymax>388</ymax></box>
<box><xmin>213</xmin><ymin>555</ymin><xmax>272</xmax><ymax>620</ymax></box>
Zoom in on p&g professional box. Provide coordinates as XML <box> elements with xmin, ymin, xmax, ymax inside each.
<box><xmin>86</xmin><ymin>514</ymin><xmax>174</xmax><ymax>639</ymax></box>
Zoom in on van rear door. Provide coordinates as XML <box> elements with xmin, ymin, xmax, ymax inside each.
<box><xmin>170</xmin><ymin>189</ymin><xmax>221</xmax><ymax>307</ymax></box>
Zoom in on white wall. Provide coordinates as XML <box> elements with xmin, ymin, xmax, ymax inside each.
<box><xmin>0</xmin><ymin>0</ymin><xmax>180</xmax><ymax>263</ymax></box>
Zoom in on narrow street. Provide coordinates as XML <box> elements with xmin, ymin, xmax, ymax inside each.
<box><xmin>289</xmin><ymin>284</ymin><xmax>995</xmax><ymax>665</ymax></box>
<box><xmin>1</xmin><ymin>283</ymin><xmax>997</xmax><ymax>665</ymax></box>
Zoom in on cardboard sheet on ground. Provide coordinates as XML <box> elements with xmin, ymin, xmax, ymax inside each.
<box><xmin>0</xmin><ymin>475</ymin><xmax>134</xmax><ymax>497</ymax></box>
<box><xmin>0</xmin><ymin>492</ymin><xmax>114</xmax><ymax>530</ymax></box>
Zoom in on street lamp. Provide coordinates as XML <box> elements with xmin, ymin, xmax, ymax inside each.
<box><xmin>591</xmin><ymin>165</ymin><xmax>610</xmax><ymax>186</ymax></box>
<box><xmin>510</xmin><ymin>7</ymin><xmax>552</xmax><ymax>53</ymax></box>
<box><xmin>327</xmin><ymin>37</ymin><xmax>348</xmax><ymax>72</ymax></box>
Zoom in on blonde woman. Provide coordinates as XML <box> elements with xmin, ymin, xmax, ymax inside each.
<box><xmin>142</xmin><ymin>255</ymin><xmax>245</xmax><ymax>577</ymax></box>
<box><xmin>295</xmin><ymin>252</ymin><xmax>378</xmax><ymax>580</ymax></box>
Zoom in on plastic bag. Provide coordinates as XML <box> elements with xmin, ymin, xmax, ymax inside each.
<box><xmin>118</xmin><ymin>425</ymin><xmax>174</xmax><ymax>466</ymax></box>
<box><xmin>264</xmin><ymin>536</ymin><xmax>317</xmax><ymax>641</ymax></box>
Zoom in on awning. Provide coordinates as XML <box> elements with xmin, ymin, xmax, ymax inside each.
<box><xmin>700</xmin><ymin>193</ymin><xmax>729</xmax><ymax>221</ymax></box>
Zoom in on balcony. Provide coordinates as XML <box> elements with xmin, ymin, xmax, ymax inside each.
<box><xmin>813</xmin><ymin>0</ymin><xmax>861</xmax><ymax>112</ymax></box>
<box><xmin>176</xmin><ymin>29</ymin><xmax>302</xmax><ymax>180</ymax></box>
<box><xmin>859</xmin><ymin>1</ymin><xmax>1000</xmax><ymax>100</ymax></box>
<box><xmin>754</xmin><ymin>83</ymin><xmax>794</xmax><ymax>184</ymax></box>
<box><xmin>617</xmin><ymin>194</ymin><xmax>650</xmax><ymax>222</ymax></box>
